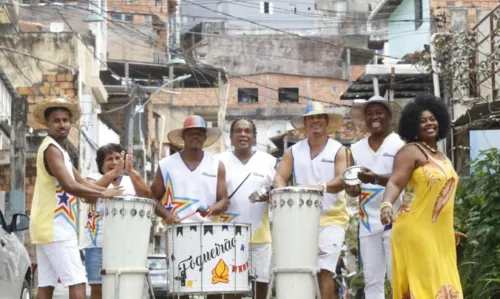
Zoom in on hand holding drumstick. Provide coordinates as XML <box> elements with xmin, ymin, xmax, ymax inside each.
<box><xmin>178</xmin><ymin>203</ymin><xmax>211</xmax><ymax>222</ymax></box>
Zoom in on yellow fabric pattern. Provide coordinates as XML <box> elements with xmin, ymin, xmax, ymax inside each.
<box><xmin>30</xmin><ymin>137</ymin><xmax>58</xmax><ymax>244</ymax></box>
<box><xmin>250</xmin><ymin>208</ymin><xmax>271</xmax><ymax>244</ymax></box>
<box><xmin>320</xmin><ymin>194</ymin><xmax>349</xmax><ymax>228</ymax></box>
<box><xmin>392</xmin><ymin>156</ymin><xmax>462</xmax><ymax>299</ymax></box>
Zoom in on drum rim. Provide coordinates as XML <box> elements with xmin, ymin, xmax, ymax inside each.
<box><xmin>166</xmin><ymin>222</ymin><xmax>251</xmax><ymax>228</ymax></box>
<box><xmin>270</xmin><ymin>187</ymin><xmax>323</xmax><ymax>195</ymax></box>
<box><xmin>109</xmin><ymin>196</ymin><xmax>157</xmax><ymax>205</ymax></box>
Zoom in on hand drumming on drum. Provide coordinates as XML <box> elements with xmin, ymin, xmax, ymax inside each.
<box><xmin>178</xmin><ymin>203</ymin><xmax>210</xmax><ymax>221</ymax></box>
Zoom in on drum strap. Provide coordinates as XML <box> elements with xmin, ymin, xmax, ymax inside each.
<box><xmin>228</xmin><ymin>172</ymin><xmax>253</xmax><ymax>199</ymax></box>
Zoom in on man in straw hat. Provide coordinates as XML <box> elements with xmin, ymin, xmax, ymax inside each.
<box><xmin>150</xmin><ymin>114</ymin><xmax>229</xmax><ymax>224</ymax></box>
<box><xmin>273</xmin><ymin>102</ymin><xmax>360</xmax><ymax>299</ymax></box>
<box><xmin>30</xmin><ymin>96</ymin><xmax>123</xmax><ymax>299</ymax></box>
<box><xmin>349</xmin><ymin>95</ymin><xmax>404</xmax><ymax>299</ymax></box>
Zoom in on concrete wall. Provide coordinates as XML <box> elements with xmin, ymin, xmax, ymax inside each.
<box><xmin>387</xmin><ymin>0</ymin><xmax>431</xmax><ymax>61</ymax></box>
<box><xmin>182</xmin><ymin>0</ymin><xmax>316</xmax><ymax>33</ymax></box>
<box><xmin>107</xmin><ymin>25</ymin><xmax>161</xmax><ymax>62</ymax></box>
<box><xmin>316</xmin><ymin>0</ymin><xmax>371</xmax><ymax>35</ymax></box>
<box><xmin>194</xmin><ymin>35</ymin><xmax>347</xmax><ymax>78</ymax></box>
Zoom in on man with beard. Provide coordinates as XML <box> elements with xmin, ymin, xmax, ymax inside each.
<box><xmin>349</xmin><ymin>95</ymin><xmax>403</xmax><ymax>299</ymax></box>
<box><xmin>216</xmin><ymin>118</ymin><xmax>276</xmax><ymax>299</ymax></box>
<box><xmin>273</xmin><ymin>102</ymin><xmax>359</xmax><ymax>299</ymax></box>
<box><xmin>30</xmin><ymin>96</ymin><xmax>123</xmax><ymax>299</ymax></box>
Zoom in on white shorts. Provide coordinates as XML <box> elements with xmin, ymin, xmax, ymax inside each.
<box><xmin>36</xmin><ymin>239</ymin><xmax>87</xmax><ymax>287</ymax></box>
<box><xmin>317</xmin><ymin>225</ymin><xmax>345</xmax><ymax>273</ymax></box>
<box><xmin>250</xmin><ymin>243</ymin><xmax>272</xmax><ymax>283</ymax></box>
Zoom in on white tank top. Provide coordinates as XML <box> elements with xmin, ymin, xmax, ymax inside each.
<box><xmin>216</xmin><ymin>151</ymin><xmax>276</xmax><ymax>244</ymax></box>
<box><xmin>351</xmin><ymin>132</ymin><xmax>404</xmax><ymax>237</ymax></box>
<box><xmin>291</xmin><ymin>138</ymin><xmax>349</xmax><ymax>228</ymax></box>
<box><xmin>158</xmin><ymin>152</ymin><xmax>219</xmax><ymax>223</ymax></box>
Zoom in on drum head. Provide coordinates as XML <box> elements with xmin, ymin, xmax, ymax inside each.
<box><xmin>342</xmin><ymin>166</ymin><xmax>363</xmax><ymax>185</ymax></box>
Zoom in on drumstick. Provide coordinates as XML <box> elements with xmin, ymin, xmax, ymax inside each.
<box><xmin>178</xmin><ymin>203</ymin><xmax>208</xmax><ymax>222</ymax></box>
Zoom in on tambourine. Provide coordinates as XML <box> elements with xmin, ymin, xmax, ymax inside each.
<box><xmin>342</xmin><ymin>166</ymin><xmax>364</xmax><ymax>186</ymax></box>
<box><xmin>249</xmin><ymin>185</ymin><xmax>272</xmax><ymax>203</ymax></box>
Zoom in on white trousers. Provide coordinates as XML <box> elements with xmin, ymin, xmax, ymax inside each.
<box><xmin>360</xmin><ymin>230</ymin><xmax>392</xmax><ymax>299</ymax></box>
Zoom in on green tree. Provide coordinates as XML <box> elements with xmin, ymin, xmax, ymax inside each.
<box><xmin>455</xmin><ymin>148</ymin><xmax>500</xmax><ymax>298</ymax></box>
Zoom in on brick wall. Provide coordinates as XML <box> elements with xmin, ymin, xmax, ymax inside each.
<box><xmin>226</xmin><ymin>73</ymin><xmax>347</xmax><ymax>109</ymax></box>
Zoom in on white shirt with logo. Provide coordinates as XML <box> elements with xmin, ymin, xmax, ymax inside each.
<box><xmin>351</xmin><ymin>132</ymin><xmax>404</xmax><ymax>237</ymax></box>
<box><xmin>158</xmin><ymin>152</ymin><xmax>219</xmax><ymax>222</ymax></box>
<box><xmin>82</xmin><ymin>174</ymin><xmax>136</xmax><ymax>248</ymax></box>
<box><xmin>215</xmin><ymin>151</ymin><xmax>276</xmax><ymax>244</ymax></box>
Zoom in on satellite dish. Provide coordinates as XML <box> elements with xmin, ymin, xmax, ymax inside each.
<box><xmin>266</xmin><ymin>123</ymin><xmax>286</xmax><ymax>139</ymax></box>
<box><xmin>49</xmin><ymin>22</ymin><xmax>64</xmax><ymax>33</ymax></box>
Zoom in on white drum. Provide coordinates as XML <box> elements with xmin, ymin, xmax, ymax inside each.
<box><xmin>167</xmin><ymin>222</ymin><xmax>251</xmax><ymax>295</ymax></box>
<box><xmin>101</xmin><ymin>196</ymin><xmax>156</xmax><ymax>299</ymax></box>
<box><xmin>270</xmin><ymin>187</ymin><xmax>323</xmax><ymax>299</ymax></box>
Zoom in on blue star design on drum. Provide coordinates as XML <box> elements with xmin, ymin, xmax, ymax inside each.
<box><xmin>359</xmin><ymin>187</ymin><xmax>383</xmax><ymax>232</ymax></box>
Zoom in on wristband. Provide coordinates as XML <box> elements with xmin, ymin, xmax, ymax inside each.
<box><xmin>372</xmin><ymin>174</ymin><xmax>380</xmax><ymax>185</ymax></box>
<box><xmin>380</xmin><ymin>202</ymin><xmax>392</xmax><ymax>211</ymax></box>
<box><xmin>321</xmin><ymin>182</ymin><xmax>327</xmax><ymax>193</ymax></box>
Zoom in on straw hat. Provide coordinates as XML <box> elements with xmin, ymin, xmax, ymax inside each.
<box><xmin>290</xmin><ymin>102</ymin><xmax>344</xmax><ymax>134</ymax></box>
<box><xmin>167</xmin><ymin>115</ymin><xmax>222</xmax><ymax>148</ymax></box>
<box><xmin>349</xmin><ymin>95</ymin><xmax>401</xmax><ymax>129</ymax></box>
<box><xmin>33</xmin><ymin>96</ymin><xmax>81</xmax><ymax>125</ymax></box>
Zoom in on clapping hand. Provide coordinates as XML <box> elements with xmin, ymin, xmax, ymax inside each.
<box><xmin>124</xmin><ymin>151</ymin><xmax>134</xmax><ymax>175</ymax></box>
<box><xmin>111</xmin><ymin>151</ymin><xmax>125</xmax><ymax>178</ymax></box>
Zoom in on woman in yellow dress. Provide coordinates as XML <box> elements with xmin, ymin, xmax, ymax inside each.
<box><xmin>380</xmin><ymin>94</ymin><xmax>464</xmax><ymax>298</ymax></box>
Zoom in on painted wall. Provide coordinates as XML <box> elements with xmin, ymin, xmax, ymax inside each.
<box><xmin>387</xmin><ymin>0</ymin><xmax>431</xmax><ymax>62</ymax></box>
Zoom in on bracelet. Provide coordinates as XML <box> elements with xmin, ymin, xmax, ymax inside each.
<box><xmin>320</xmin><ymin>182</ymin><xmax>327</xmax><ymax>193</ymax></box>
<box><xmin>380</xmin><ymin>202</ymin><xmax>392</xmax><ymax>211</ymax></box>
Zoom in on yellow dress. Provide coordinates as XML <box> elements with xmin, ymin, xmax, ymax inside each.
<box><xmin>391</xmin><ymin>147</ymin><xmax>463</xmax><ymax>299</ymax></box>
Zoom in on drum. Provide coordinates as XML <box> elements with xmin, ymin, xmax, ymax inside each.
<box><xmin>167</xmin><ymin>222</ymin><xmax>251</xmax><ymax>295</ymax></box>
<box><xmin>101</xmin><ymin>196</ymin><xmax>156</xmax><ymax>299</ymax></box>
<box><xmin>270</xmin><ymin>187</ymin><xmax>323</xmax><ymax>299</ymax></box>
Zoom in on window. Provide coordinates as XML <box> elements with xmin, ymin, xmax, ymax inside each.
<box><xmin>144</xmin><ymin>15</ymin><xmax>152</xmax><ymax>25</ymax></box>
<box><xmin>290</xmin><ymin>4</ymin><xmax>297</xmax><ymax>14</ymax></box>
<box><xmin>155</xmin><ymin>0</ymin><xmax>162</xmax><ymax>9</ymax></box>
<box><xmin>278</xmin><ymin>88</ymin><xmax>299</xmax><ymax>103</ymax></box>
<box><xmin>238</xmin><ymin>88</ymin><xmax>259</xmax><ymax>104</ymax></box>
<box><xmin>111</xmin><ymin>13</ymin><xmax>122</xmax><ymax>21</ymax></box>
<box><xmin>261</xmin><ymin>2</ymin><xmax>273</xmax><ymax>14</ymax></box>
<box><xmin>124</xmin><ymin>14</ymin><xmax>134</xmax><ymax>23</ymax></box>
<box><xmin>415</xmin><ymin>0</ymin><xmax>423</xmax><ymax>29</ymax></box>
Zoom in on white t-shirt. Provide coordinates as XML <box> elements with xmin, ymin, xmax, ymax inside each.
<box><xmin>351</xmin><ymin>132</ymin><xmax>405</xmax><ymax>237</ymax></box>
<box><xmin>82</xmin><ymin>174</ymin><xmax>136</xmax><ymax>248</ymax></box>
<box><xmin>215</xmin><ymin>151</ymin><xmax>276</xmax><ymax>244</ymax></box>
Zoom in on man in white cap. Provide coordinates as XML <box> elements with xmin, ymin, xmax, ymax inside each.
<box><xmin>150</xmin><ymin>115</ymin><xmax>229</xmax><ymax>222</ymax></box>
<box><xmin>273</xmin><ymin>102</ymin><xmax>359</xmax><ymax>299</ymax></box>
<box><xmin>30</xmin><ymin>96</ymin><xmax>123</xmax><ymax>299</ymax></box>
<box><xmin>349</xmin><ymin>95</ymin><xmax>404</xmax><ymax>299</ymax></box>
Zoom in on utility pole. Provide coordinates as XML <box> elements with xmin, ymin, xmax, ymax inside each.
<box><xmin>8</xmin><ymin>95</ymin><xmax>27</xmax><ymax>242</ymax></box>
<box><xmin>124</xmin><ymin>85</ymin><xmax>139</xmax><ymax>151</ymax></box>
